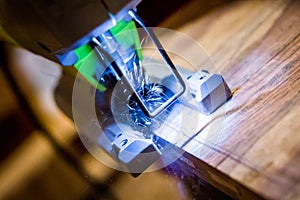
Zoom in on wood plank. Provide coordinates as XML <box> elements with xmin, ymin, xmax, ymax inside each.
<box><xmin>161</xmin><ymin>0</ymin><xmax>300</xmax><ymax>199</ymax></box>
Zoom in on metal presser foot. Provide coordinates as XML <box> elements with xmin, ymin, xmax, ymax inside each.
<box><xmin>94</xmin><ymin>63</ymin><xmax>231</xmax><ymax>175</ymax></box>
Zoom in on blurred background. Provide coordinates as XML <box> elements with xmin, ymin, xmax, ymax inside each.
<box><xmin>0</xmin><ymin>0</ymin><xmax>231</xmax><ymax>199</ymax></box>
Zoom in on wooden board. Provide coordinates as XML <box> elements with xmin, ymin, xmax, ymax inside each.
<box><xmin>160</xmin><ymin>0</ymin><xmax>300</xmax><ymax>199</ymax></box>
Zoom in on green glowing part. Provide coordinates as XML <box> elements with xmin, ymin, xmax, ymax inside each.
<box><xmin>73</xmin><ymin>20</ymin><xmax>142</xmax><ymax>92</ymax></box>
<box><xmin>110</xmin><ymin>20</ymin><xmax>143</xmax><ymax>60</ymax></box>
<box><xmin>74</xmin><ymin>44</ymin><xmax>107</xmax><ymax>91</ymax></box>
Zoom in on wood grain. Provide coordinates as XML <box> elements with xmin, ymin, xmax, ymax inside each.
<box><xmin>161</xmin><ymin>0</ymin><xmax>300</xmax><ymax>199</ymax></box>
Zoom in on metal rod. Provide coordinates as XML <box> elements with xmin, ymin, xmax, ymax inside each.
<box><xmin>128</xmin><ymin>9</ymin><xmax>186</xmax><ymax>117</ymax></box>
